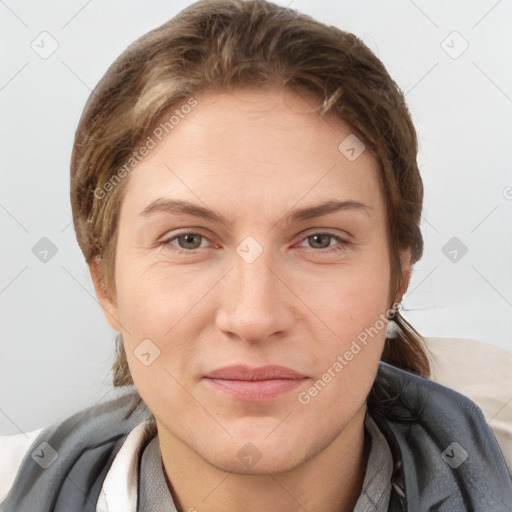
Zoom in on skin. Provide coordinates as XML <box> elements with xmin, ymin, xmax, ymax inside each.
<box><xmin>90</xmin><ymin>87</ymin><xmax>412</xmax><ymax>512</ymax></box>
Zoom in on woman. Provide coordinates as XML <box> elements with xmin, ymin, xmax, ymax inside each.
<box><xmin>2</xmin><ymin>0</ymin><xmax>511</xmax><ymax>510</ymax></box>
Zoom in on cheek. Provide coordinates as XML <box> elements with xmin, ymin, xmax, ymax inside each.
<box><xmin>115</xmin><ymin>257</ymin><xmax>209</xmax><ymax>336</ymax></box>
<box><xmin>113</xmin><ymin>262</ymin><xmax>206</xmax><ymax>417</ymax></box>
<box><xmin>292</xmin><ymin>247</ymin><xmax>391</xmax><ymax>401</ymax></box>
<box><xmin>300</xmin><ymin>254</ymin><xmax>391</xmax><ymax>342</ymax></box>
<box><xmin>294</xmin><ymin>268</ymin><xmax>390</xmax><ymax>421</ymax></box>
<box><xmin>113</xmin><ymin>258</ymin><xmax>219</xmax><ymax>384</ymax></box>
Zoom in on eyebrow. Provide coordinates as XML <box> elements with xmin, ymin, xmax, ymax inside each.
<box><xmin>139</xmin><ymin>198</ymin><xmax>371</xmax><ymax>227</ymax></box>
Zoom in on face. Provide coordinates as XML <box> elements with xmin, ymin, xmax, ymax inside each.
<box><xmin>92</xmin><ymin>87</ymin><xmax>409</xmax><ymax>475</ymax></box>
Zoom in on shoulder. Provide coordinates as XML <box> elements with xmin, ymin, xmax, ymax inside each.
<box><xmin>0</xmin><ymin>388</ymin><xmax>153</xmax><ymax>511</ymax></box>
<box><xmin>424</xmin><ymin>336</ymin><xmax>512</xmax><ymax>474</ymax></box>
<box><xmin>370</xmin><ymin>352</ymin><xmax>512</xmax><ymax>510</ymax></box>
<box><xmin>0</xmin><ymin>428</ymin><xmax>44</xmax><ymax>503</ymax></box>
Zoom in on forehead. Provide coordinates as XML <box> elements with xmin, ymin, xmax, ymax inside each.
<box><xmin>119</xmin><ymin>87</ymin><xmax>383</xmax><ymax>221</ymax></box>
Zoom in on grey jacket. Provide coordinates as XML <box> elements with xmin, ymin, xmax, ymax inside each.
<box><xmin>2</xmin><ymin>362</ymin><xmax>512</xmax><ymax>511</ymax></box>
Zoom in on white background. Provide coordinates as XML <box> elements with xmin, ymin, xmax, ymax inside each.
<box><xmin>1</xmin><ymin>0</ymin><xmax>511</xmax><ymax>435</ymax></box>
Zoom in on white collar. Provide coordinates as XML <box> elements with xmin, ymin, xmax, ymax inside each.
<box><xmin>96</xmin><ymin>420</ymin><xmax>151</xmax><ymax>512</ymax></box>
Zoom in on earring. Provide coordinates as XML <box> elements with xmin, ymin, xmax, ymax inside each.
<box><xmin>387</xmin><ymin>302</ymin><xmax>401</xmax><ymax>320</ymax></box>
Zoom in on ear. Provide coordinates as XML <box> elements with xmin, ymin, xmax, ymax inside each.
<box><xmin>395</xmin><ymin>247</ymin><xmax>414</xmax><ymax>304</ymax></box>
<box><xmin>88</xmin><ymin>257</ymin><xmax>122</xmax><ymax>332</ymax></box>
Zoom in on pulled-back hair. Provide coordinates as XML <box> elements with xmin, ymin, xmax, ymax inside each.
<box><xmin>70</xmin><ymin>0</ymin><xmax>430</xmax><ymax>401</ymax></box>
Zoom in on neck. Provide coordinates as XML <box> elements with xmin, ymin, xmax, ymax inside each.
<box><xmin>157</xmin><ymin>405</ymin><xmax>368</xmax><ymax>512</ymax></box>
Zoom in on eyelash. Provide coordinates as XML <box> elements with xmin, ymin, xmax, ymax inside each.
<box><xmin>160</xmin><ymin>230</ymin><xmax>350</xmax><ymax>255</ymax></box>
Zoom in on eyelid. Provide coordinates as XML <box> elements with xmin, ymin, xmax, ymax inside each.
<box><xmin>294</xmin><ymin>231</ymin><xmax>349</xmax><ymax>249</ymax></box>
<box><xmin>159</xmin><ymin>227</ymin><xmax>211</xmax><ymax>242</ymax></box>
<box><xmin>297</xmin><ymin>227</ymin><xmax>353</xmax><ymax>241</ymax></box>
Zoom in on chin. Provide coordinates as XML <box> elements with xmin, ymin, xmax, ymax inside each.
<box><xmin>208</xmin><ymin>441</ymin><xmax>309</xmax><ymax>476</ymax></box>
<box><xmin>195</xmin><ymin>421</ymin><xmax>326</xmax><ymax>476</ymax></box>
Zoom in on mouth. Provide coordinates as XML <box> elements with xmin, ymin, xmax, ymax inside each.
<box><xmin>202</xmin><ymin>365</ymin><xmax>309</xmax><ymax>402</ymax></box>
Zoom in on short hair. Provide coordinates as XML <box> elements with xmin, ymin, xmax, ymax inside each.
<box><xmin>70</xmin><ymin>0</ymin><xmax>430</xmax><ymax>397</ymax></box>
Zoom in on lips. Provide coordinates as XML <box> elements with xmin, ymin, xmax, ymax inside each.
<box><xmin>203</xmin><ymin>365</ymin><xmax>308</xmax><ymax>401</ymax></box>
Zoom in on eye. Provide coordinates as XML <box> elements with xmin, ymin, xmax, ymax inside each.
<box><xmin>161</xmin><ymin>232</ymin><xmax>210</xmax><ymax>252</ymax></box>
<box><xmin>297</xmin><ymin>232</ymin><xmax>349</xmax><ymax>253</ymax></box>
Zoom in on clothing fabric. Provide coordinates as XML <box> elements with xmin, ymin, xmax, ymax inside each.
<box><xmin>353</xmin><ymin>414</ymin><xmax>394</xmax><ymax>511</ymax></box>
<box><xmin>426</xmin><ymin>337</ymin><xmax>512</xmax><ymax>475</ymax></box>
<box><xmin>2</xmin><ymin>361</ymin><xmax>512</xmax><ymax>511</ymax></box>
<box><xmin>138</xmin><ymin>435</ymin><xmax>176</xmax><ymax>512</ymax></box>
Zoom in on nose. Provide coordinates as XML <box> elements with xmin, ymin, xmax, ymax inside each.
<box><xmin>215</xmin><ymin>246</ymin><xmax>296</xmax><ymax>344</ymax></box>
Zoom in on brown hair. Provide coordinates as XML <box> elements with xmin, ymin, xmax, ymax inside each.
<box><xmin>70</xmin><ymin>0</ymin><xmax>430</xmax><ymax>399</ymax></box>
